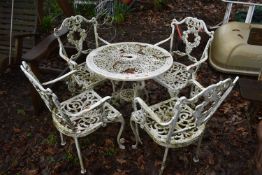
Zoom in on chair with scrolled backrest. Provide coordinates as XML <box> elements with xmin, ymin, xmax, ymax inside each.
<box><xmin>130</xmin><ymin>76</ymin><xmax>238</xmax><ymax>175</ymax></box>
<box><xmin>54</xmin><ymin>15</ymin><xmax>109</xmax><ymax>92</ymax></box>
<box><xmin>154</xmin><ymin>17</ymin><xmax>214</xmax><ymax>97</ymax></box>
<box><xmin>20</xmin><ymin>61</ymin><xmax>125</xmax><ymax>174</ymax></box>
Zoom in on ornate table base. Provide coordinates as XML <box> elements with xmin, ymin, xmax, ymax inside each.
<box><xmin>110</xmin><ymin>81</ymin><xmax>148</xmax><ymax>105</ymax></box>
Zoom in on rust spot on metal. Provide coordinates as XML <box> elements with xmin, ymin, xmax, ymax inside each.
<box><xmin>238</xmin><ymin>34</ymin><xmax>244</xmax><ymax>39</ymax></box>
<box><xmin>122</xmin><ymin>68</ymin><xmax>136</xmax><ymax>74</ymax></box>
<box><xmin>113</xmin><ymin>61</ymin><xmax>121</xmax><ymax>68</ymax></box>
<box><xmin>232</xmin><ymin>29</ymin><xmax>240</xmax><ymax>31</ymax></box>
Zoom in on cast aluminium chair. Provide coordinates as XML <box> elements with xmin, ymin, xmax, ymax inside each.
<box><xmin>20</xmin><ymin>61</ymin><xmax>125</xmax><ymax>174</ymax></box>
<box><xmin>154</xmin><ymin>17</ymin><xmax>214</xmax><ymax>97</ymax></box>
<box><xmin>130</xmin><ymin>77</ymin><xmax>238</xmax><ymax>175</ymax></box>
<box><xmin>54</xmin><ymin>15</ymin><xmax>110</xmax><ymax>93</ymax></box>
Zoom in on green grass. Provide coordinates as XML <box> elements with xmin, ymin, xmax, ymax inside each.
<box><xmin>104</xmin><ymin>147</ymin><xmax>118</xmax><ymax>157</ymax></box>
<box><xmin>46</xmin><ymin>133</ymin><xmax>57</xmax><ymax>145</ymax></box>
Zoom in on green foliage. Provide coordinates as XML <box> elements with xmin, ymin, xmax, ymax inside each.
<box><xmin>41</xmin><ymin>16</ymin><xmax>53</xmax><ymax>33</ymax></box>
<box><xmin>27</xmin><ymin>132</ymin><xmax>32</xmax><ymax>138</ymax></box>
<box><xmin>41</xmin><ymin>0</ymin><xmax>62</xmax><ymax>33</ymax></box>
<box><xmin>16</xmin><ymin>108</ymin><xmax>26</xmax><ymax>116</ymax></box>
<box><xmin>44</xmin><ymin>0</ymin><xmax>62</xmax><ymax>17</ymax></box>
<box><xmin>46</xmin><ymin>133</ymin><xmax>57</xmax><ymax>145</ymax></box>
<box><xmin>235</xmin><ymin>6</ymin><xmax>262</xmax><ymax>23</ymax></box>
<box><xmin>65</xmin><ymin>151</ymin><xmax>78</xmax><ymax>164</ymax></box>
<box><xmin>104</xmin><ymin>147</ymin><xmax>117</xmax><ymax>157</ymax></box>
<box><xmin>153</xmin><ymin>0</ymin><xmax>167</xmax><ymax>9</ymax></box>
<box><xmin>75</xmin><ymin>2</ymin><xmax>96</xmax><ymax>18</ymax></box>
<box><xmin>47</xmin><ymin>156</ymin><xmax>56</xmax><ymax>163</ymax></box>
<box><xmin>113</xmin><ymin>1</ymin><xmax>130</xmax><ymax>23</ymax></box>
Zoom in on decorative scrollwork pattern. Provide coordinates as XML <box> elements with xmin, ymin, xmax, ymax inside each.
<box><xmin>71</xmin><ymin>63</ymin><xmax>105</xmax><ymax>91</ymax></box>
<box><xmin>155</xmin><ymin>62</ymin><xmax>191</xmax><ymax>93</ymax></box>
<box><xmin>54</xmin><ymin>15</ymin><xmax>106</xmax><ymax>92</ymax></box>
<box><xmin>62</xmin><ymin>15</ymin><xmax>88</xmax><ymax>55</ymax></box>
<box><xmin>87</xmin><ymin>42</ymin><xmax>173</xmax><ymax>81</ymax></box>
<box><xmin>154</xmin><ymin>17</ymin><xmax>214</xmax><ymax>97</ymax></box>
<box><xmin>53</xmin><ymin>90</ymin><xmax>121</xmax><ymax>137</ymax></box>
<box><xmin>131</xmin><ymin>77</ymin><xmax>237</xmax><ymax>148</ymax></box>
<box><xmin>132</xmin><ymin>98</ymin><xmax>204</xmax><ymax>148</ymax></box>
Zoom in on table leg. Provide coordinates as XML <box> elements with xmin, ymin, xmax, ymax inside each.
<box><xmin>111</xmin><ymin>81</ymin><xmax>148</xmax><ymax>105</ymax></box>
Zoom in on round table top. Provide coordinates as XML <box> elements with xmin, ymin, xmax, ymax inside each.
<box><xmin>86</xmin><ymin>42</ymin><xmax>173</xmax><ymax>81</ymax></box>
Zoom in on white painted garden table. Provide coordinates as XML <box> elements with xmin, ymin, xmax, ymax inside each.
<box><xmin>86</xmin><ymin>42</ymin><xmax>173</xmax><ymax>101</ymax></box>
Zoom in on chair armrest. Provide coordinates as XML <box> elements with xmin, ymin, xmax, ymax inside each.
<box><xmin>154</xmin><ymin>36</ymin><xmax>171</xmax><ymax>47</ymax></box>
<box><xmin>98</xmin><ymin>36</ymin><xmax>110</xmax><ymax>45</ymax></box>
<box><xmin>188</xmin><ymin>79</ymin><xmax>204</xmax><ymax>98</ymax></box>
<box><xmin>13</xmin><ymin>34</ymin><xmax>39</xmax><ymax>63</ymax></box>
<box><xmin>22</xmin><ymin>27</ymin><xmax>68</xmax><ymax>62</ymax></box>
<box><xmin>13</xmin><ymin>33</ymin><xmax>38</xmax><ymax>38</ymax></box>
<box><xmin>186</xmin><ymin>43</ymin><xmax>210</xmax><ymax>73</ymax></box>
<box><xmin>64</xmin><ymin>96</ymin><xmax>111</xmax><ymax>120</ymax></box>
<box><xmin>134</xmin><ymin>97</ymin><xmax>172</xmax><ymax>126</ymax></box>
<box><xmin>42</xmin><ymin>70</ymin><xmax>77</xmax><ymax>86</ymax></box>
<box><xmin>190</xmin><ymin>79</ymin><xmax>204</xmax><ymax>90</ymax></box>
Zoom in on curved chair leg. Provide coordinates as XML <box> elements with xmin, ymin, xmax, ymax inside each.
<box><xmin>59</xmin><ymin>132</ymin><xmax>66</xmax><ymax>146</ymax></box>
<box><xmin>116</xmin><ymin>115</ymin><xmax>125</xmax><ymax>149</ymax></box>
<box><xmin>143</xmin><ymin>88</ymin><xmax>149</xmax><ymax>102</ymax></box>
<box><xmin>140</xmin><ymin>81</ymin><xmax>149</xmax><ymax>101</ymax></box>
<box><xmin>74</xmin><ymin>137</ymin><xmax>86</xmax><ymax>174</ymax></box>
<box><xmin>111</xmin><ymin>80</ymin><xmax>117</xmax><ymax>93</ymax></box>
<box><xmin>135</xmin><ymin>123</ymin><xmax>142</xmax><ymax>144</ymax></box>
<box><xmin>193</xmin><ymin>133</ymin><xmax>204</xmax><ymax>163</ymax></box>
<box><xmin>159</xmin><ymin>147</ymin><xmax>169</xmax><ymax>175</ymax></box>
<box><xmin>130</xmin><ymin>120</ymin><xmax>142</xmax><ymax>149</ymax></box>
<box><xmin>67</xmin><ymin>79</ymin><xmax>79</xmax><ymax>95</ymax></box>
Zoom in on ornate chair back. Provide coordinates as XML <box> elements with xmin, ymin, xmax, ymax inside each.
<box><xmin>166</xmin><ymin>77</ymin><xmax>238</xmax><ymax>143</ymax></box>
<box><xmin>54</xmin><ymin>15</ymin><xmax>108</xmax><ymax>69</ymax></box>
<box><xmin>20</xmin><ymin>61</ymin><xmax>73</xmax><ymax>127</ymax></box>
<box><xmin>169</xmin><ymin>17</ymin><xmax>214</xmax><ymax>64</ymax></box>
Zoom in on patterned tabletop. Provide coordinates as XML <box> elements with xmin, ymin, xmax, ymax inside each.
<box><xmin>86</xmin><ymin>42</ymin><xmax>173</xmax><ymax>81</ymax></box>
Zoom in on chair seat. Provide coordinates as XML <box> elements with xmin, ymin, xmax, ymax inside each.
<box><xmin>53</xmin><ymin>90</ymin><xmax>121</xmax><ymax>137</ymax></box>
<box><xmin>72</xmin><ymin>62</ymin><xmax>105</xmax><ymax>89</ymax></box>
<box><xmin>154</xmin><ymin>62</ymin><xmax>191</xmax><ymax>92</ymax></box>
<box><xmin>131</xmin><ymin>97</ymin><xmax>205</xmax><ymax>148</ymax></box>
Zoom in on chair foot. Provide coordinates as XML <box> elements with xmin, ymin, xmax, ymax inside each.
<box><xmin>117</xmin><ymin>116</ymin><xmax>125</xmax><ymax>149</ymax></box>
<box><xmin>130</xmin><ymin>119</ymin><xmax>141</xmax><ymax>149</ymax></box>
<box><xmin>132</xmin><ymin>145</ymin><xmax>137</xmax><ymax>149</ymax></box>
<box><xmin>59</xmin><ymin>132</ymin><xmax>66</xmax><ymax>146</ymax></box>
<box><xmin>159</xmin><ymin>147</ymin><xmax>169</xmax><ymax>175</ymax></box>
<box><xmin>74</xmin><ymin>137</ymin><xmax>86</xmax><ymax>174</ymax></box>
<box><xmin>193</xmin><ymin>156</ymin><xmax>199</xmax><ymax>163</ymax></box>
<box><xmin>81</xmin><ymin>168</ymin><xmax>87</xmax><ymax>174</ymax></box>
<box><xmin>119</xmin><ymin>138</ymin><xmax>125</xmax><ymax>149</ymax></box>
<box><xmin>61</xmin><ymin>141</ymin><xmax>66</xmax><ymax>146</ymax></box>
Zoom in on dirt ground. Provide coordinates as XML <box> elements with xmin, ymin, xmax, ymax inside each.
<box><xmin>0</xmin><ymin>1</ymin><xmax>260</xmax><ymax>175</ymax></box>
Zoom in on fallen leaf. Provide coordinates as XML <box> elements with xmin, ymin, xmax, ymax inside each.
<box><xmin>117</xmin><ymin>158</ymin><xmax>127</xmax><ymax>164</ymax></box>
<box><xmin>44</xmin><ymin>147</ymin><xmax>57</xmax><ymax>155</ymax></box>
<box><xmin>13</xmin><ymin>127</ymin><xmax>21</xmax><ymax>133</ymax></box>
<box><xmin>25</xmin><ymin>169</ymin><xmax>38</xmax><ymax>175</ymax></box>
<box><xmin>104</xmin><ymin>139</ymin><xmax>114</xmax><ymax>147</ymax></box>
